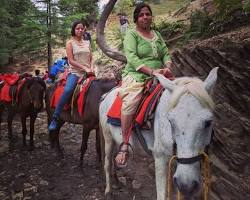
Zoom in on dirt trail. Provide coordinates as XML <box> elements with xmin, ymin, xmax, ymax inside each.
<box><xmin>0</xmin><ymin>110</ymin><xmax>157</xmax><ymax>200</ymax></box>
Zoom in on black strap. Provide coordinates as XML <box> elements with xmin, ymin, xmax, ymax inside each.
<box><xmin>176</xmin><ymin>154</ymin><xmax>204</xmax><ymax>164</ymax></box>
<box><xmin>134</xmin><ymin>124</ymin><xmax>152</xmax><ymax>156</ymax></box>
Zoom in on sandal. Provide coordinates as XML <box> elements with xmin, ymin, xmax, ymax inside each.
<box><xmin>115</xmin><ymin>142</ymin><xmax>133</xmax><ymax>168</ymax></box>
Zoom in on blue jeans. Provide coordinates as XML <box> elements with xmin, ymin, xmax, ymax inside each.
<box><xmin>53</xmin><ymin>73</ymin><xmax>79</xmax><ymax>119</ymax></box>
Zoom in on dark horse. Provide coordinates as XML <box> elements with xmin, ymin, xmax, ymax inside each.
<box><xmin>45</xmin><ymin>78</ymin><xmax>118</xmax><ymax>166</ymax></box>
<box><xmin>0</xmin><ymin>76</ymin><xmax>46</xmax><ymax>150</ymax></box>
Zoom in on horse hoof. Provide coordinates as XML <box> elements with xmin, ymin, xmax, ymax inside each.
<box><xmin>105</xmin><ymin>192</ymin><xmax>113</xmax><ymax>200</ymax></box>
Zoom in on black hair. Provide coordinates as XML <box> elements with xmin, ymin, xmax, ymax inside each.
<box><xmin>133</xmin><ymin>3</ymin><xmax>152</xmax><ymax>23</ymax></box>
<box><xmin>35</xmin><ymin>69</ymin><xmax>40</xmax><ymax>76</ymax></box>
<box><xmin>71</xmin><ymin>20</ymin><xmax>85</xmax><ymax>36</ymax></box>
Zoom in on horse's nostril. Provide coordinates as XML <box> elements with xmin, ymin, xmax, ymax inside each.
<box><xmin>174</xmin><ymin>178</ymin><xmax>199</xmax><ymax>195</ymax></box>
<box><xmin>191</xmin><ymin>180</ymin><xmax>199</xmax><ymax>192</ymax></box>
<box><xmin>173</xmin><ymin>177</ymin><xmax>178</xmax><ymax>186</ymax></box>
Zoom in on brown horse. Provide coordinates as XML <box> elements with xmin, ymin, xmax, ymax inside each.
<box><xmin>45</xmin><ymin>78</ymin><xmax>118</xmax><ymax>166</ymax></box>
<box><xmin>0</xmin><ymin>76</ymin><xmax>46</xmax><ymax>150</ymax></box>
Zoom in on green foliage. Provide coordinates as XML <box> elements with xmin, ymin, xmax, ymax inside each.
<box><xmin>0</xmin><ymin>0</ymin><xmax>99</xmax><ymax>66</ymax></box>
<box><xmin>243</xmin><ymin>0</ymin><xmax>250</xmax><ymax>12</ymax></box>
<box><xmin>115</xmin><ymin>0</ymin><xmax>134</xmax><ymax>14</ymax></box>
<box><xmin>214</xmin><ymin>0</ymin><xmax>243</xmax><ymax>18</ymax></box>
<box><xmin>0</xmin><ymin>0</ymin><xmax>36</xmax><ymax>65</ymax></box>
<box><xmin>152</xmin><ymin>20</ymin><xmax>184</xmax><ymax>40</ymax></box>
<box><xmin>185</xmin><ymin>11</ymin><xmax>213</xmax><ymax>38</ymax></box>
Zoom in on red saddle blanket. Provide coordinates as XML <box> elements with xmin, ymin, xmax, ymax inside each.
<box><xmin>50</xmin><ymin>76</ymin><xmax>95</xmax><ymax>116</ymax></box>
<box><xmin>107</xmin><ymin>84</ymin><xmax>163</xmax><ymax>127</ymax></box>
<box><xmin>0</xmin><ymin>74</ymin><xmax>25</xmax><ymax>102</ymax></box>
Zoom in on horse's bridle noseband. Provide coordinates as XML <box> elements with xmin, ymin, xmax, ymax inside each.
<box><xmin>173</xmin><ymin>142</ymin><xmax>208</xmax><ymax>165</ymax></box>
<box><xmin>176</xmin><ymin>153</ymin><xmax>204</xmax><ymax>164</ymax></box>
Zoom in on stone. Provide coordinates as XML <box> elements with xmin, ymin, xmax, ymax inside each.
<box><xmin>118</xmin><ymin>176</ymin><xmax>127</xmax><ymax>186</ymax></box>
<box><xmin>132</xmin><ymin>180</ymin><xmax>142</xmax><ymax>190</ymax></box>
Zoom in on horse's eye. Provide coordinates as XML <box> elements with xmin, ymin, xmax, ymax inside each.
<box><xmin>204</xmin><ymin>120</ymin><xmax>212</xmax><ymax>129</ymax></box>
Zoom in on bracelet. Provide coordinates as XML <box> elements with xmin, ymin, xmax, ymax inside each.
<box><xmin>150</xmin><ymin>69</ymin><xmax>153</xmax><ymax>76</ymax></box>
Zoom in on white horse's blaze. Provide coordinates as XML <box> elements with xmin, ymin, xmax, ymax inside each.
<box><xmin>99</xmin><ymin>68</ymin><xmax>219</xmax><ymax>200</ymax></box>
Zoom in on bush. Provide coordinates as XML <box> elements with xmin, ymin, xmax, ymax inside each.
<box><xmin>186</xmin><ymin>10</ymin><xmax>213</xmax><ymax>38</ymax></box>
<box><xmin>214</xmin><ymin>0</ymin><xmax>243</xmax><ymax>18</ymax></box>
<box><xmin>152</xmin><ymin>20</ymin><xmax>184</xmax><ymax>40</ymax></box>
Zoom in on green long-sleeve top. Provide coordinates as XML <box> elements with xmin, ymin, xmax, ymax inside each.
<box><xmin>122</xmin><ymin>28</ymin><xmax>170</xmax><ymax>82</ymax></box>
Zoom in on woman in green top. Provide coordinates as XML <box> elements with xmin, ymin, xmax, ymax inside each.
<box><xmin>116</xmin><ymin>3</ymin><xmax>173</xmax><ymax>168</ymax></box>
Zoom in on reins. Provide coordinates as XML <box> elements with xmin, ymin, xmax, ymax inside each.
<box><xmin>167</xmin><ymin>152</ymin><xmax>210</xmax><ymax>200</ymax></box>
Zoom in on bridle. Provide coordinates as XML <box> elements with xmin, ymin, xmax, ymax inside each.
<box><xmin>167</xmin><ymin>143</ymin><xmax>211</xmax><ymax>200</ymax></box>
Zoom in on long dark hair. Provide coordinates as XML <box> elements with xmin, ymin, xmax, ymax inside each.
<box><xmin>133</xmin><ymin>3</ymin><xmax>152</xmax><ymax>23</ymax></box>
<box><xmin>71</xmin><ymin>21</ymin><xmax>85</xmax><ymax>36</ymax></box>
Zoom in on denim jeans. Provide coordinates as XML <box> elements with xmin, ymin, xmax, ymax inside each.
<box><xmin>53</xmin><ymin>73</ymin><xmax>79</xmax><ymax>119</ymax></box>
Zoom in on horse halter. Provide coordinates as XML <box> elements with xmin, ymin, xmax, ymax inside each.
<box><xmin>167</xmin><ymin>149</ymin><xmax>211</xmax><ymax>200</ymax></box>
<box><xmin>176</xmin><ymin>153</ymin><xmax>204</xmax><ymax>165</ymax></box>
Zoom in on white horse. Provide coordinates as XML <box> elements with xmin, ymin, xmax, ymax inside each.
<box><xmin>99</xmin><ymin>67</ymin><xmax>218</xmax><ymax>200</ymax></box>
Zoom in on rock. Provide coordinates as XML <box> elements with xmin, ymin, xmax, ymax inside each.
<box><xmin>171</xmin><ymin>30</ymin><xmax>250</xmax><ymax>199</ymax></box>
<box><xmin>23</xmin><ymin>183</ymin><xmax>37</xmax><ymax>193</ymax></box>
<box><xmin>12</xmin><ymin>191</ymin><xmax>24</xmax><ymax>200</ymax></box>
<box><xmin>15</xmin><ymin>173</ymin><xmax>25</xmax><ymax>178</ymax></box>
<box><xmin>132</xmin><ymin>180</ymin><xmax>142</xmax><ymax>190</ymax></box>
<box><xmin>118</xmin><ymin>176</ymin><xmax>127</xmax><ymax>186</ymax></box>
<box><xmin>43</xmin><ymin>141</ymin><xmax>50</xmax><ymax>146</ymax></box>
<box><xmin>39</xmin><ymin>180</ymin><xmax>49</xmax><ymax>186</ymax></box>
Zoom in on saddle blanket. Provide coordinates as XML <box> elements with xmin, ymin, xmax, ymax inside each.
<box><xmin>107</xmin><ymin>84</ymin><xmax>163</xmax><ymax>127</ymax></box>
<box><xmin>50</xmin><ymin>76</ymin><xmax>95</xmax><ymax>116</ymax></box>
<box><xmin>0</xmin><ymin>73</ymin><xmax>26</xmax><ymax>102</ymax></box>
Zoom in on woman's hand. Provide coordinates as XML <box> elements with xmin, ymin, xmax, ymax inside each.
<box><xmin>152</xmin><ymin>67</ymin><xmax>173</xmax><ymax>78</ymax></box>
<box><xmin>85</xmin><ymin>68</ymin><xmax>92</xmax><ymax>73</ymax></box>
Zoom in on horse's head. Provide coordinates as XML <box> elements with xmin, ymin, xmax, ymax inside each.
<box><xmin>26</xmin><ymin>77</ymin><xmax>46</xmax><ymax>111</ymax></box>
<box><xmin>156</xmin><ymin>67</ymin><xmax>218</xmax><ymax>197</ymax></box>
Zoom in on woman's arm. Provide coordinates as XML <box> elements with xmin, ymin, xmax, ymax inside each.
<box><xmin>66</xmin><ymin>40</ymin><xmax>91</xmax><ymax>73</ymax></box>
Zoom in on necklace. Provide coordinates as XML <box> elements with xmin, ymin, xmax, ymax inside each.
<box><xmin>73</xmin><ymin>37</ymin><xmax>84</xmax><ymax>45</ymax></box>
<box><xmin>136</xmin><ymin>27</ymin><xmax>154</xmax><ymax>39</ymax></box>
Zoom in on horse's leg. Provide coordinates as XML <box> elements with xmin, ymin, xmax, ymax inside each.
<box><xmin>0</xmin><ymin>106</ymin><xmax>2</xmax><ymax>140</ymax></box>
<box><xmin>7</xmin><ymin>109</ymin><xmax>15</xmax><ymax>151</ymax></box>
<box><xmin>154</xmin><ymin>155</ymin><xmax>169</xmax><ymax>200</ymax></box>
<box><xmin>95</xmin><ymin>127</ymin><xmax>102</xmax><ymax>164</ymax></box>
<box><xmin>80</xmin><ymin>127</ymin><xmax>91</xmax><ymax>167</ymax></box>
<box><xmin>28</xmin><ymin>113</ymin><xmax>37</xmax><ymax>150</ymax></box>
<box><xmin>53</xmin><ymin>121</ymin><xmax>64</xmax><ymax>158</ymax></box>
<box><xmin>103</xmin><ymin>130</ymin><xmax>114</xmax><ymax>199</ymax></box>
<box><xmin>20</xmin><ymin>112</ymin><xmax>28</xmax><ymax>147</ymax></box>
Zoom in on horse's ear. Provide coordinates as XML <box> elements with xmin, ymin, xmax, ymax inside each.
<box><xmin>204</xmin><ymin>67</ymin><xmax>219</xmax><ymax>93</ymax></box>
<box><xmin>155</xmin><ymin>73</ymin><xmax>175</xmax><ymax>91</ymax></box>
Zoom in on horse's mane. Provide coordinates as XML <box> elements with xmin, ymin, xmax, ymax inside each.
<box><xmin>94</xmin><ymin>78</ymin><xmax>118</xmax><ymax>83</ymax></box>
<box><xmin>167</xmin><ymin>77</ymin><xmax>214</xmax><ymax>111</ymax></box>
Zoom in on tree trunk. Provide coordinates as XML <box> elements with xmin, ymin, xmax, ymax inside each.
<box><xmin>47</xmin><ymin>0</ymin><xmax>52</xmax><ymax>70</ymax></box>
<box><xmin>96</xmin><ymin>0</ymin><xmax>127</xmax><ymax>63</ymax></box>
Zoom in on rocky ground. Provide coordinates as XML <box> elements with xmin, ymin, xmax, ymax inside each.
<box><xmin>0</xmin><ymin>111</ymin><xmax>156</xmax><ymax>200</ymax></box>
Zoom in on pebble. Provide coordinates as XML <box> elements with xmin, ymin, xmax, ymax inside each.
<box><xmin>132</xmin><ymin>179</ymin><xmax>142</xmax><ymax>190</ymax></box>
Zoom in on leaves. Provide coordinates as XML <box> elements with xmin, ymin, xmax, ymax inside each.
<box><xmin>0</xmin><ymin>0</ymin><xmax>98</xmax><ymax>66</ymax></box>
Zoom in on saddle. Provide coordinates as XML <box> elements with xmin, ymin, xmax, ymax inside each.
<box><xmin>107</xmin><ymin>81</ymin><xmax>164</xmax><ymax>129</ymax></box>
<box><xmin>0</xmin><ymin>73</ymin><xmax>27</xmax><ymax>103</ymax></box>
<box><xmin>50</xmin><ymin>72</ymin><xmax>95</xmax><ymax>116</ymax></box>
<box><xmin>107</xmin><ymin>82</ymin><xmax>164</xmax><ymax>155</ymax></box>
